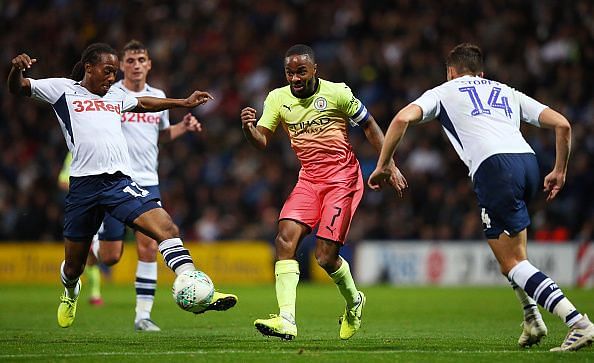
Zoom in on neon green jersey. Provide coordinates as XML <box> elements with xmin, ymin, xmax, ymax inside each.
<box><xmin>257</xmin><ymin>78</ymin><xmax>369</xmax><ymax>180</ymax></box>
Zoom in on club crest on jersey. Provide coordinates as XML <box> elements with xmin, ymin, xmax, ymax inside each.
<box><xmin>314</xmin><ymin>97</ymin><xmax>327</xmax><ymax>111</ymax></box>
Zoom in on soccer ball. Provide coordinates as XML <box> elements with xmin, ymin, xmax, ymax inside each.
<box><xmin>172</xmin><ymin>270</ymin><xmax>215</xmax><ymax>313</ymax></box>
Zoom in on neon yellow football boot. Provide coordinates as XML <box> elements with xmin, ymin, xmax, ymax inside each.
<box><xmin>195</xmin><ymin>291</ymin><xmax>238</xmax><ymax>314</ymax></box>
<box><xmin>254</xmin><ymin>314</ymin><xmax>297</xmax><ymax>340</ymax></box>
<box><xmin>339</xmin><ymin>291</ymin><xmax>366</xmax><ymax>340</ymax></box>
<box><xmin>57</xmin><ymin>281</ymin><xmax>80</xmax><ymax>328</ymax></box>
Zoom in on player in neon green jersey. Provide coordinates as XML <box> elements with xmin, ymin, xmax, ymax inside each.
<box><xmin>241</xmin><ymin>44</ymin><xmax>407</xmax><ymax>340</ymax></box>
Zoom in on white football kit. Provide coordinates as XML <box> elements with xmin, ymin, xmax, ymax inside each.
<box><xmin>412</xmin><ymin>75</ymin><xmax>548</xmax><ymax>177</ymax></box>
<box><xmin>112</xmin><ymin>80</ymin><xmax>170</xmax><ymax>186</ymax></box>
<box><xmin>28</xmin><ymin>77</ymin><xmax>138</xmax><ymax>177</ymax></box>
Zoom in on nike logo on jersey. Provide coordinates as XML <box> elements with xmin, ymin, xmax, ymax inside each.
<box><xmin>72</xmin><ymin>100</ymin><xmax>121</xmax><ymax>114</ymax></box>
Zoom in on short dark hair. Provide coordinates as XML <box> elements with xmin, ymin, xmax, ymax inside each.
<box><xmin>70</xmin><ymin>43</ymin><xmax>117</xmax><ymax>81</ymax></box>
<box><xmin>121</xmin><ymin>39</ymin><xmax>148</xmax><ymax>58</ymax></box>
<box><xmin>446</xmin><ymin>43</ymin><xmax>483</xmax><ymax>75</ymax></box>
<box><xmin>285</xmin><ymin>44</ymin><xmax>315</xmax><ymax>63</ymax></box>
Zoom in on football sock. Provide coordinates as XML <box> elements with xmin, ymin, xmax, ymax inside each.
<box><xmin>86</xmin><ymin>265</ymin><xmax>101</xmax><ymax>298</ymax></box>
<box><xmin>509</xmin><ymin>260</ymin><xmax>582</xmax><ymax>327</ymax></box>
<box><xmin>275</xmin><ymin>260</ymin><xmax>299</xmax><ymax>322</ymax></box>
<box><xmin>135</xmin><ymin>261</ymin><xmax>157</xmax><ymax>322</ymax></box>
<box><xmin>60</xmin><ymin>260</ymin><xmax>80</xmax><ymax>299</ymax></box>
<box><xmin>158</xmin><ymin>238</ymin><xmax>195</xmax><ymax>275</ymax></box>
<box><xmin>509</xmin><ymin>279</ymin><xmax>539</xmax><ymax>319</ymax></box>
<box><xmin>90</xmin><ymin>234</ymin><xmax>100</xmax><ymax>260</ymax></box>
<box><xmin>330</xmin><ymin>257</ymin><xmax>360</xmax><ymax>309</ymax></box>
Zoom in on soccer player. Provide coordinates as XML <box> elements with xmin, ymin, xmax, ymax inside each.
<box><xmin>368</xmin><ymin>43</ymin><xmax>594</xmax><ymax>352</ymax></box>
<box><xmin>8</xmin><ymin>43</ymin><xmax>237</xmax><ymax>329</ymax></box>
<box><xmin>58</xmin><ymin>152</ymin><xmax>105</xmax><ymax>307</ymax></box>
<box><xmin>241</xmin><ymin>44</ymin><xmax>407</xmax><ymax>340</ymax></box>
<box><xmin>83</xmin><ymin>40</ymin><xmax>204</xmax><ymax>332</ymax></box>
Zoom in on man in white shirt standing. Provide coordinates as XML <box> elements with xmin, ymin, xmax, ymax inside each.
<box><xmin>86</xmin><ymin>40</ymin><xmax>203</xmax><ymax>332</ymax></box>
<box><xmin>369</xmin><ymin>43</ymin><xmax>593</xmax><ymax>352</ymax></box>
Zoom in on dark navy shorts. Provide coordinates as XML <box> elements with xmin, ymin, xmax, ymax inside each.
<box><xmin>63</xmin><ymin>173</ymin><xmax>160</xmax><ymax>242</ymax></box>
<box><xmin>472</xmin><ymin>153</ymin><xmax>540</xmax><ymax>239</ymax></box>
<box><xmin>98</xmin><ymin>185</ymin><xmax>161</xmax><ymax>241</ymax></box>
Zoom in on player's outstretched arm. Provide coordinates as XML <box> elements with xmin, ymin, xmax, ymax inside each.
<box><xmin>538</xmin><ymin>107</ymin><xmax>572</xmax><ymax>201</ymax></box>
<box><xmin>7</xmin><ymin>53</ymin><xmax>37</xmax><ymax>96</ymax></box>
<box><xmin>362</xmin><ymin>116</ymin><xmax>407</xmax><ymax>196</ymax></box>
<box><xmin>241</xmin><ymin>107</ymin><xmax>272</xmax><ymax>150</ymax></box>
<box><xmin>134</xmin><ymin>91</ymin><xmax>214</xmax><ymax>113</ymax></box>
<box><xmin>159</xmin><ymin>113</ymin><xmax>202</xmax><ymax>143</ymax></box>
<box><xmin>368</xmin><ymin>103</ymin><xmax>422</xmax><ymax>192</ymax></box>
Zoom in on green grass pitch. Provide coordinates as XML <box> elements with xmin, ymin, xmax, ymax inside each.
<box><xmin>1</xmin><ymin>284</ymin><xmax>593</xmax><ymax>362</ymax></box>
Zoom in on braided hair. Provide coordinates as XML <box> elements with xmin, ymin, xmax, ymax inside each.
<box><xmin>70</xmin><ymin>43</ymin><xmax>117</xmax><ymax>81</ymax></box>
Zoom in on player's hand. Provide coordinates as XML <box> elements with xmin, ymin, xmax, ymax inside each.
<box><xmin>368</xmin><ymin>163</ymin><xmax>408</xmax><ymax>197</ymax></box>
<box><xmin>183</xmin><ymin>91</ymin><xmax>214</xmax><ymax>108</ymax></box>
<box><xmin>11</xmin><ymin>53</ymin><xmax>37</xmax><ymax>71</ymax></box>
<box><xmin>390</xmin><ymin>165</ymin><xmax>408</xmax><ymax>197</ymax></box>
<box><xmin>543</xmin><ymin>169</ymin><xmax>565</xmax><ymax>202</ymax></box>
<box><xmin>241</xmin><ymin>107</ymin><xmax>257</xmax><ymax>128</ymax></box>
<box><xmin>182</xmin><ymin>113</ymin><xmax>202</xmax><ymax>132</ymax></box>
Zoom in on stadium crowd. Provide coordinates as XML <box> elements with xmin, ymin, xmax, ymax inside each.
<box><xmin>0</xmin><ymin>0</ymin><xmax>593</xmax><ymax>243</ymax></box>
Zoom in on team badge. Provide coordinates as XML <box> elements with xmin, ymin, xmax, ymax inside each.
<box><xmin>314</xmin><ymin>97</ymin><xmax>327</xmax><ymax>111</ymax></box>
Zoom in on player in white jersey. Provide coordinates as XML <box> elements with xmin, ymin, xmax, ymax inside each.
<box><xmin>369</xmin><ymin>43</ymin><xmax>593</xmax><ymax>352</ymax></box>
<box><xmin>83</xmin><ymin>40</ymin><xmax>204</xmax><ymax>332</ymax></box>
<box><xmin>8</xmin><ymin>43</ymin><xmax>237</xmax><ymax>329</ymax></box>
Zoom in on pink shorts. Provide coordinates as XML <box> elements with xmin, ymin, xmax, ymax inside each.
<box><xmin>279</xmin><ymin>174</ymin><xmax>364</xmax><ymax>244</ymax></box>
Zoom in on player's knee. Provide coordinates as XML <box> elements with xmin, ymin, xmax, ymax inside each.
<box><xmin>99</xmin><ymin>248</ymin><xmax>123</xmax><ymax>266</ymax></box>
<box><xmin>314</xmin><ymin>251</ymin><xmax>339</xmax><ymax>273</ymax></box>
<box><xmin>161</xmin><ymin>222</ymin><xmax>179</xmax><ymax>239</ymax></box>
<box><xmin>100</xmin><ymin>255</ymin><xmax>121</xmax><ymax>266</ymax></box>
<box><xmin>274</xmin><ymin>234</ymin><xmax>295</xmax><ymax>258</ymax></box>
<box><xmin>138</xmin><ymin>240</ymin><xmax>158</xmax><ymax>260</ymax></box>
<box><xmin>64</xmin><ymin>261</ymin><xmax>84</xmax><ymax>280</ymax></box>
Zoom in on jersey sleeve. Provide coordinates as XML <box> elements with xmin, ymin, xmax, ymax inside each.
<box><xmin>159</xmin><ymin>110</ymin><xmax>170</xmax><ymax>130</ymax></box>
<box><xmin>28</xmin><ymin>78</ymin><xmax>69</xmax><ymax>104</ymax></box>
<box><xmin>411</xmin><ymin>89</ymin><xmax>441</xmax><ymax>124</ymax></box>
<box><xmin>157</xmin><ymin>90</ymin><xmax>170</xmax><ymax>130</ymax></box>
<box><xmin>516</xmin><ymin>90</ymin><xmax>547</xmax><ymax>127</ymax></box>
<box><xmin>122</xmin><ymin>91</ymin><xmax>139</xmax><ymax>112</ymax></box>
<box><xmin>257</xmin><ymin>91</ymin><xmax>281</xmax><ymax>132</ymax></box>
<box><xmin>336</xmin><ymin>83</ymin><xmax>369</xmax><ymax>127</ymax></box>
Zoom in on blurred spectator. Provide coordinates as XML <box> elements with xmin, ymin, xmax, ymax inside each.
<box><xmin>1</xmin><ymin>0</ymin><xmax>592</xmax><ymax>242</ymax></box>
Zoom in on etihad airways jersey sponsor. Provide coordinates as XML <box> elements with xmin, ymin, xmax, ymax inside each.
<box><xmin>258</xmin><ymin>78</ymin><xmax>369</xmax><ymax>181</ymax></box>
<box><xmin>112</xmin><ymin>80</ymin><xmax>170</xmax><ymax>186</ymax></box>
<box><xmin>29</xmin><ymin>77</ymin><xmax>137</xmax><ymax>177</ymax></box>
<box><xmin>412</xmin><ymin>75</ymin><xmax>547</xmax><ymax>177</ymax></box>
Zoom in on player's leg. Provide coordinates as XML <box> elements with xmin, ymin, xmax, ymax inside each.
<box><xmin>478</xmin><ymin>154</ymin><xmax>593</xmax><ymax>351</ymax></box>
<box><xmin>58</xmin><ymin>237</ymin><xmax>92</xmax><ymax>327</ymax></box>
<box><xmin>491</xmin><ymin>231</ymin><xmax>594</xmax><ymax>351</ymax></box>
<box><xmin>133</xmin><ymin>230</ymin><xmax>160</xmax><ymax>331</ymax></box>
<box><xmin>488</xmin><ymin>230</ymin><xmax>548</xmax><ymax>347</ymax></box>
<box><xmin>254</xmin><ymin>178</ymin><xmax>317</xmax><ymax>340</ymax></box>
<box><xmin>254</xmin><ymin>219</ymin><xmax>308</xmax><ymax>340</ymax></box>
<box><xmin>315</xmin><ymin>238</ymin><xmax>365</xmax><ymax>340</ymax></box>
<box><xmin>131</xmin><ymin>208</ymin><xmax>237</xmax><ymax>313</ymax></box>
<box><xmin>105</xmin><ymin>176</ymin><xmax>236</xmax><ymax>314</ymax></box>
<box><xmin>59</xmin><ymin>176</ymin><xmax>105</xmax><ymax>327</ymax></box>
<box><xmin>85</xmin><ymin>234</ymin><xmax>103</xmax><ymax>306</ymax></box>
<box><xmin>96</xmin><ymin>214</ymin><xmax>126</xmax><ymax>266</ymax></box>
<box><xmin>316</xmin><ymin>174</ymin><xmax>365</xmax><ymax>340</ymax></box>
<box><xmin>475</xmin><ymin>154</ymin><xmax>548</xmax><ymax>347</ymax></box>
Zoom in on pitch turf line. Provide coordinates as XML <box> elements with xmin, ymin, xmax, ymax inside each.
<box><xmin>0</xmin><ymin>350</ymin><xmax>570</xmax><ymax>359</ymax></box>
